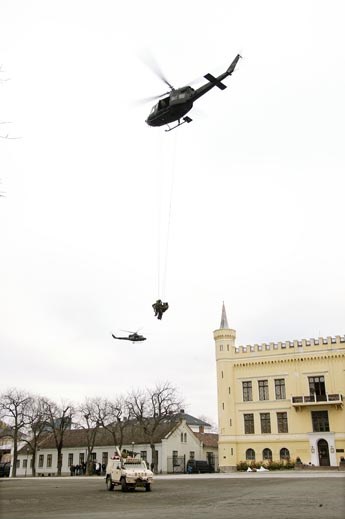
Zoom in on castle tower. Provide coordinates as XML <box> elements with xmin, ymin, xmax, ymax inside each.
<box><xmin>214</xmin><ymin>305</ymin><xmax>345</xmax><ymax>471</ymax></box>
<box><xmin>213</xmin><ymin>302</ymin><xmax>237</xmax><ymax>471</ymax></box>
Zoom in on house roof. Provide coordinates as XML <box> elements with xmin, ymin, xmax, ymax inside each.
<box><xmin>171</xmin><ymin>413</ymin><xmax>210</xmax><ymax>427</ymax></box>
<box><xmin>193</xmin><ymin>432</ymin><xmax>218</xmax><ymax>448</ymax></box>
<box><xmin>18</xmin><ymin>420</ymin><xmax>180</xmax><ymax>453</ymax></box>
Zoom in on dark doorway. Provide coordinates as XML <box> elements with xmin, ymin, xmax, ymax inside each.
<box><xmin>317</xmin><ymin>439</ymin><xmax>330</xmax><ymax>466</ymax></box>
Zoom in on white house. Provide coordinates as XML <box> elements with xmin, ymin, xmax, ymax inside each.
<box><xmin>16</xmin><ymin>417</ymin><xmax>218</xmax><ymax>476</ymax></box>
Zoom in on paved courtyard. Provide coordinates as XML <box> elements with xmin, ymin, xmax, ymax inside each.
<box><xmin>0</xmin><ymin>472</ymin><xmax>344</xmax><ymax>519</ymax></box>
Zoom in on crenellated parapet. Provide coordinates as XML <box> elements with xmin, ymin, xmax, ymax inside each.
<box><xmin>234</xmin><ymin>335</ymin><xmax>345</xmax><ymax>354</ymax></box>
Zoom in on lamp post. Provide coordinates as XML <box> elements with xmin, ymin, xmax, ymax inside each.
<box><xmin>132</xmin><ymin>442</ymin><xmax>134</xmax><ymax>458</ymax></box>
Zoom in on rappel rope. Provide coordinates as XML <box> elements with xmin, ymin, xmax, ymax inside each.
<box><xmin>156</xmin><ymin>131</ymin><xmax>178</xmax><ymax>302</ymax></box>
<box><xmin>161</xmin><ymin>131</ymin><xmax>177</xmax><ymax>301</ymax></box>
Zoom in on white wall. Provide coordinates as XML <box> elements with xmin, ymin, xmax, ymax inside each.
<box><xmin>15</xmin><ymin>422</ymin><xmax>216</xmax><ymax>475</ymax></box>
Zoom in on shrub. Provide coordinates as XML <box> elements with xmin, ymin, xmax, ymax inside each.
<box><xmin>236</xmin><ymin>460</ymin><xmax>295</xmax><ymax>471</ymax></box>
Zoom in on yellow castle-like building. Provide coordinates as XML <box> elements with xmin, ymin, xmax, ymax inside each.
<box><xmin>214</xmin><ymin>304</ymin><xmax>345</xmax><ymax>471</ymax></box>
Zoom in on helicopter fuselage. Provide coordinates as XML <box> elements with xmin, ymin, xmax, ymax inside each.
<box><xmin>112</xmin><ymin>333</ymin><xmax>146</xmax><ymax>342</ymax></box>
<box><xmin>146</xmin><ymin>86</ymin><xmax>194</xmax><ymax>127</ymax></box>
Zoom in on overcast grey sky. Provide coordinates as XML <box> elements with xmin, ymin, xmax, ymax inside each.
<box><xmin>1</xmin><ymin>0</ymin><xmax>344</xmax><ymax>425</ymax></box>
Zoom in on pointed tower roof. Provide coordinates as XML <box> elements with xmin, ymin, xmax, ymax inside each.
<box><xmin>220</xmin><ymin>302</ymin><xmax>229</xmax><ymax>329</ymax></box>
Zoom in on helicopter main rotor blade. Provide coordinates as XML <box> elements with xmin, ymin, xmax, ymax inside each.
<box><xmin>133</xmin><ymin>91</ymin><xmax>171</xmax><ymax>105</ymax></box>
<box><xmin>139</xmin><ymin>51</ymin><xmax>174</xmax><ymax>90</ymax></box>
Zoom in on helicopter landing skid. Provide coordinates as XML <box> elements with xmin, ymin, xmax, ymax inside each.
<box><xmin>165</xmin><ymin>116</ymin><xmax>192</xmax><ymax>132</ymax></box>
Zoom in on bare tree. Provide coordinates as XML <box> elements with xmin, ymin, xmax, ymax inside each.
<box><xmin>0</xmin><ymin>388</ymin><xmax>33</xmax><ymax>477</ymax></box>
<box><xmin>0</xmin><ymin>66</ymin><xmax>17</xmax><ymax>141</ymax></box>
<box><xmin>126</xmin><ymin>382</ymin><xmax>183</xmax><ymax>472</ymax></box>
<box><xmin>94</xmin><ymin>396</ymin><xmax>129</xmax><ymax>452</ymax></box>
<box><xmin>43</xmin><ymin>399</ymin><xmax>74</xmax><ymax>477</ymax></box>
<box><xmin>77</xmin><ymin>398</ymin><xmax>103</xmax><ymax>475</ymax></box>
<box><xmin>197</xmin><ymin>415</ymin><xmax>218</xmax><ymax>433</ymax></box>
<box><xmin>23</xmin><ymin>396</ymin><xmax>50</xmax><ymax>476</ymax></box>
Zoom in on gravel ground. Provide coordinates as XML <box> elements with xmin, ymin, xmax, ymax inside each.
<box><xmin>0</xmin><ymin>473</ymin><xmax>344</xmax><ymax>519</ymax></box>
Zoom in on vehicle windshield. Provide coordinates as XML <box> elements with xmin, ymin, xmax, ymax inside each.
<box><xmin>124</xmin><ymin>461</ymin><xmax>147</xmax><ymax>469</ymax></box>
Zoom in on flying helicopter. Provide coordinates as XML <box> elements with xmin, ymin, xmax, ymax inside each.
<box><xmin>145</xmin><ymin>53</ymin><xmax>241</xmax><ymax>131</ymax></box>
<box><xmin>111</xmin><ymin>331</ymin><xmax>147</xmax><ymax>342</ymax></box>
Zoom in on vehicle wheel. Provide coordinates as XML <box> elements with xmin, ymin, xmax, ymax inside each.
<box><xmin>106</xmin><ymin>476</ymin><xmax>114</xmax><ymax>491</ymax></box>
<box><xmin>121</xmin><ymin>478</ymin><xmax>128</xmax><ymax>492</ymax></box>
<box><xmin>145</xmin><ymin>483</ymin><xmax>151</xmax><ymax>492</ymax></box>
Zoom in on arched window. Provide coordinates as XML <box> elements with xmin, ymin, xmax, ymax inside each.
<box><xmin>246</xmin><ymin>448</ymin><xmax>255</xmax><ymax>461</ymax></box>
<box><xmin>262</xmin><ymin>448</ymin><xmax>272</xmax><ymax>461</ymax></box>
<box><xmin>280</xmin><ymin>448</ymin><xmax>290</xmax><ymax>460</ymax></box>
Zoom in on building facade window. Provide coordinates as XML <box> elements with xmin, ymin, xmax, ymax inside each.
<box><xmin>242</xmin><ymin>381</ymin><xmax>252</xmax><ymax>401</ymax></box>
<box><xmin>47</xmin><ymin>454</ymin><xmax>52</xmax><ymax>468</ymax></box>
<box><xmin>309</xmin><ymin>376</ymin><xmax>326</xmax><ymax>401</ymax></box>
<box><xmin>258</xmin><ymin>380</ymin><xmax>269</xmax><ymax>400</ymax></box>
<box><xmin>68</xmin><ymin>453</ymin><xmax>73</xmax><ymax>467</ymax></box>
<box><xmin>79</xmin><ymin>453</ymin><xmax>85</xmax><ymax>465</ymax></box>
<box><xmin>189</xmin><ymin>451</ymin><xmax>195</xmax><ymax>460</ymax></box>
<box><xmin>16</xmin><ymin>459</ymin><xmax>20</xmax><ymax>468</ymax></box>
<box><xmin>91</xmin><ymin>452</ymin><xmax>97</xmax><ymax>461</ymax></box>
<box><xmin>246</xmin><ymin>448</ymin><xmax>255</xmax><ymax>461</ymax></box>
<box><xmin>260</xmin><ymin>413</ymin><xmax>271</xmax><ymax>433</ymax></box>
<box><xmin>263</xmin><ymin>448</ymin><xmax>272</xmax><ymax>461</ymax></box>
<box><xmin>280</xmin><ymin>448</ymin><xmax>290</xmax><ymax>460</ymax></box>
<box><xmin>244</xmin><ymin>413</ymin><xmax>255</xmax><ymax>434</ymax></box>
<box><xmin>274</xmin><ymin>379</ymin><xmax>286</xmax><ymax>400</ymax></box>
<box><xmin>38</xmin><ymin>454</ymin><xmax>44</xmax><ymax>468</ymax></box>
<box><xmin>277</xmin><ymin>412</ymin><xmax>288</xmax><ymax>433</ymax></box>
<box><xmin>311</xmin><ymin>410</ymin><xmax>330</xmax><ymax>432</ymax></box>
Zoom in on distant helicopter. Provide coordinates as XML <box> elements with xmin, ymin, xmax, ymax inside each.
<box><xmin>111</xmin><ymin>331</ymin><xmax>147</xmax><ymax>342</ymax></box>
<box><xmin>145</xmin><ymin>54</ymin><xmax>241</xmax><ymax>131</ymax></box>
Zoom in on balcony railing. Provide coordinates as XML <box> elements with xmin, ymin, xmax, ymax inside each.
<box><xmin>291</xmin><ymin>393</ymin><xmax>343</xmax><ymax>407</ymax></box>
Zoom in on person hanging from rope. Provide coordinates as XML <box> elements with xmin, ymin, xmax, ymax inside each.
<box><xmin>152</xmin><ymin>299</ymin><xmax>169</xmax><ymax>320</ymax></box>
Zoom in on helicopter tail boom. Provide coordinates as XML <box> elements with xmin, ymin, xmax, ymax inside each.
<box><xmin>193</xmin><ymin>53</ymin><xmax>241</xmax><ymax>103</ymax></box>
<box><xmin>227</xmin><ymin>54</ymin><xmax>242</xmax><ymax>75</ymax></box>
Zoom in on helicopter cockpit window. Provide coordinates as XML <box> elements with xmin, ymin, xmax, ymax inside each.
<box><xmin>178</xmin><ymin>93</ymin><xmax>186</xmax><ymax>99</ymax></box>
<box><xmin>150</xmin><ymin>106</ymin><xmax>156</xmax><ymax>114</ymax></box>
